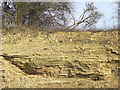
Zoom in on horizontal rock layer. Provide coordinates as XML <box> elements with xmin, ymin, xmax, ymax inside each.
<box><xmin>1</xmin><ymin>30</ymin><xmax>120</xmax><ymax>81</ymax></box>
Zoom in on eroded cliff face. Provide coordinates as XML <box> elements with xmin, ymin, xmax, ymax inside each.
<box><xmin>1</xmin><ymin>30</ymin><xmax>119</xmax><ymax>88</ymax></box>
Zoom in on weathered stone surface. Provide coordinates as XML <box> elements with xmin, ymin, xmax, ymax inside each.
<box><xmin>1</xmin><ymin>30</ymin><xmax>119</xmax><ymax>88</ymax></box>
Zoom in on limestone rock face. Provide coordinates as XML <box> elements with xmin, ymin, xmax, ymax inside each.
<box><xmin>1</xmin><ymin>30</ymin><xmax>119</xmax><ymax>81</ymax></box>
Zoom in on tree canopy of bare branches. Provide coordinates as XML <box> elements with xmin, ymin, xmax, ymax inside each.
<box><xmin>67</xmin><ymin>3</ymin><xmax>103</xmax><ymax>30</ymax></box>
<box><xmin>2</xmin><ymin>2</ymin><xmax>73</xmax><ymax>29</ymax></box>
<box><xmin>2</xmin><ymin>2</ymin><xmax>102</xmax><ymax>30</ymax></box>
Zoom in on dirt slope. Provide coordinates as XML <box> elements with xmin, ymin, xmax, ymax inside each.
<box><xmin>1</xmin><ymin>29</ymin><xmax>119</xmax><ymax>88</ymax></box>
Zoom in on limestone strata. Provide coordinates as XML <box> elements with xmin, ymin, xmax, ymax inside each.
<box><xmin>1</xmin><ymin>30</ymin><xmax>119</xmax><ymax>81</ymax></box>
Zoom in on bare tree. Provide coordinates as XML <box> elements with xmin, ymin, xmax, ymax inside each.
<box><xmin>67</xmin><ymin>3</ymin><xmax>103</xmax><ymax>30</ymax></box>
<box><xmin>2</xmin><ymin>2</ymin><xmax>73</xmax><ymax>29</ymax></box>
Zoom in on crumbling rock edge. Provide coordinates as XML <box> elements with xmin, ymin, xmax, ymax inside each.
<box><xmin>1</xmin><ymin>30</ymin><xmax>119</xmax><ymax>83</ymax></box>
<box><xmin>1</xmin><ymin>53</ymin><xmax>119</xmax><ymax>81</ymax></box>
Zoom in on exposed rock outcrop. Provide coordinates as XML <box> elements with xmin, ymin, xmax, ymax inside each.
<box><xmin>1</xmin><ymin>30</ymin><xmax>119</xmax><ymax>82</ymax></box>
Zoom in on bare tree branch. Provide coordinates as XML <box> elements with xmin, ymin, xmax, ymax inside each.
<box><xmin>66</xmin><ymin>3</ymin><xmax>103</xmax><ymax>30</ymax></box>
